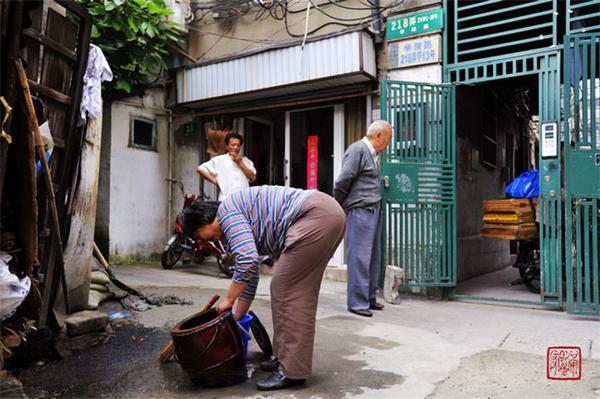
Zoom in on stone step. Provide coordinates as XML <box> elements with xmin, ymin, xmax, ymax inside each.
<box><xmin>65</xmin><ymin>310</ymin><xmax>109</xmax><ymax>337</ymax></box>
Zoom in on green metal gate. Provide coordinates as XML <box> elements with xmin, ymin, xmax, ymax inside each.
<box><xmin>564</xmin><ymin>34</ymin><xmax>600</xmax><ymax>316</ymax></box>
<box><xmin>380</xmin><ymin>81</ymin><xmax>456</xmax><ymax>287</ymax></box>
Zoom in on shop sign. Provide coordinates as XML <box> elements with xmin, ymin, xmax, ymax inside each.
<box><xmin>387</xmin><ymin>9</ymin><xmax>443</xmax><ymax>40</ymax></box>
<box><xmin>307</xmin><ymin>135</ymin><xmax>318</xmax><ymax>190</ymax></box>
<box><xmin>389</xmin><ymin>35</ymin><xmax>441</xmax><ymax>69</ymax></box>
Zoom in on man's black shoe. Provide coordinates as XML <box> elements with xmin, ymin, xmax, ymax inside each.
<box><xmin>348</xmin><ymin>308</ymin><xmax>373</xmax><ymax>317</ymax></box>
<box><xmin>260</xmin><ymin>357</ymin><xmax>279</xmax><ymax>372</ymax></box>
<box><xmin>256</xmin><ymin>370</ymin><xmax>306</xmax><ymax>391</ymax></box>
<box><xmin>369</xmin><ymin>302</ymin><xmax>385</xmax><ymax>311</ymax></box>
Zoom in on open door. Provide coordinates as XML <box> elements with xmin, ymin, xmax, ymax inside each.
<box><xmin>380</xmin><ymin>81</ymin><xmax>456</xmax><ymax>288</ymax></box>
<box><xmin>243</xmin><ymin>116</ymin><xmax>275</xmax><ymax>185</ymax></box>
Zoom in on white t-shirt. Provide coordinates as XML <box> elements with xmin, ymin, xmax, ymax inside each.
<box><xmin>199</xmin><ymin>154</ymin><xmax>256</xmax><ymax>200</ymax></box>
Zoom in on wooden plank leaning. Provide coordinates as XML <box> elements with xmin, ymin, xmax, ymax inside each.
<box><xmin>14</xmin><ymin>58</ymin><xmax>70</xmax><ymax>318</ymax></box>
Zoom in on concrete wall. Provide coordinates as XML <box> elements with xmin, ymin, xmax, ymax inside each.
<box><xmin>170</xmin><ymin>115</ymin><xmax>201</xmax><ymax>228</ymax></box>
<box><xmin>107</xmin><ymin>89</ymin><xmax>170</xmax><ymax>259</ymax></box>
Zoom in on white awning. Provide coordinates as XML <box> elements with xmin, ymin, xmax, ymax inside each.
<box><xmin>176</xmin><ymin>30</ymin><xmax>376</xmax><ymax>107</ymax></box>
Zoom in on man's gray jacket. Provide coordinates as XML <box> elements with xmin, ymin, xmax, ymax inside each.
<box><xmin>333</xmin><ymin>140</ymin><xmax>381</xmax><ymax>211</ymax></box>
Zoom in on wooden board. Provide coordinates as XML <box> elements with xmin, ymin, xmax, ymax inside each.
<box><xmin>483</xmin><ymin>213</ymin><xmax>535</xmax><ymax>224</ymax></box>
<box><xmin>483</xmin><ymin>198</ymin><xmax>538</xmax><ymax>214</ymax></box>
<box><xmin>481</xmin><ymin>229</ymin><xmax>538</xmax><ymax>240</ymax></box>
<box><xmin>483</xmin><ymin>223</ymin><xmax>537</xmax><ymax>231</ymax></box>
<box><xmin>57</xmin><ymin>113</ymin><xmax>102</xmax><ymax>313</ymax></box>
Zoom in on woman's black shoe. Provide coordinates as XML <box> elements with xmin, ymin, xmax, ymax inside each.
<box><xmin>256</xmin><ymin>370</ymin><xmax>305</xmax><ymax>391</ymax></box>
<box><xmin>260</xmin><ymin>357</ymin><xmax>280</xmax><ymax>372</ymax></box>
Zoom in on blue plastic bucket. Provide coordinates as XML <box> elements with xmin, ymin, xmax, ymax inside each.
<box><xmin>237</xmin><ymin>313</ymin><xmax>253</xmax><ymax>358</ymax></box>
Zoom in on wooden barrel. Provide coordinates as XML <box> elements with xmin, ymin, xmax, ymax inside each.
<box><xmin>171</xmin><ymin>309</ymin><xmax>245</xmax><ymax>385</ymax></box>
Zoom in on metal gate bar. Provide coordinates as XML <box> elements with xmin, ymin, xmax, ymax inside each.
<box><xmin>381</xmin><ymin>81</ymin><xmax>456</xmax><ymax>287</ymax></box>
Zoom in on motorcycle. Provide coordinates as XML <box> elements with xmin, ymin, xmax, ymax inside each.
<box><xmin>512</xmin><ymin>239</ymin><xmax>540</xmax><ymax>294</ymax></box>
<box><xmin>161</xmin><ymin>178</ymin><xmax>235</xmax><ymax>277</ymax></box>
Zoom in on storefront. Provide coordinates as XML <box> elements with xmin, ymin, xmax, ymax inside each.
<box><xmin>173</xmin><ymin>29</ymin><xmax>378</xmax><ymax>266</ymax></box>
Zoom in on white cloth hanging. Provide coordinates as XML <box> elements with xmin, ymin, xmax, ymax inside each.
<box><xmin>78</xmin><ymin>44</ymin><xmax>113</xmax><ymax>126</ymax></box>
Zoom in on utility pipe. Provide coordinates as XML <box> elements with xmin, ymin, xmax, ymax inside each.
<box><xmin>370</xmin><ymin>0</ymin><xmax>383</xmax><ymax>44</ymax></box>
<box><xmin>166</xmin><ymin>108</ymin><xmax>173</xmax><ymax>239</ymax></box>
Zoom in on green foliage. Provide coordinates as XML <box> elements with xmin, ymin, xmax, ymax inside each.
<box><xmin>76</xmin><ymin>0</ymin><xmax>182</xmax><ymax>95</ymax></box>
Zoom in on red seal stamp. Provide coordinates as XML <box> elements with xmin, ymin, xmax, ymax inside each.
<box><xmin>547</xmin><ymin>346</ymin><xmax>582</xmax><ymax>380</ymax></box>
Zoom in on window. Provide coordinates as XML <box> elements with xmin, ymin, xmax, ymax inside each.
<box><xmin>130</xmin><ymin>117</ymin><xmax>156</xmax><ymax>150</ymax></box>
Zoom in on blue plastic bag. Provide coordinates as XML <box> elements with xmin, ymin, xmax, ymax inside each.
<box><xmin>505</xmin><ymin>169</ymin><xmax>539</xmax><ymax>198</ymax></box>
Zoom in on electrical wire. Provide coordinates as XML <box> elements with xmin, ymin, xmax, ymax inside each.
<box><xmin>309</xmin><ymin>1</ymin><xmax>374</xmax><ymax>21</ymax></box>
<box><xmin>284</xmin><ymin>9</ymin><xmax>364</xmax><ymax>37</ymax></box>
<box><xmin>187</xmin><ymin>25</ymin><xmax>276</xmax><ymax>44</ymax></box>
<box><xmin>325</xmin><ymin>0</ymin><xmax>380</xmax><ymax>11</ymax></box>
<box><xmin>269</xmin><ymin>2</ymin><xmax>287</xmax><ymax>20</ymax></box>
<box><xmin>189</xmin><ymin>0</ymin><xmax>409</xmax><ymax>43</ymax></box>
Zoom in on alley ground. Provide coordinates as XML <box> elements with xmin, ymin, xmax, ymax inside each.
<box><xmin>15</xmin><ymin>261</ymin><xmax>600</xmax><ymax>399</ymax></box>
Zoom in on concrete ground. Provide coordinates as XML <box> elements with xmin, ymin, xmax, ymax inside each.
<box><xmin>455</xmin><ymin>265</ymin><xmax>540</xmax><ymax>302</ymax></box>
<box><xmin>16</xmin><ymin>261</ymin><xmax>600</xmax><ymax>399</ymax></box>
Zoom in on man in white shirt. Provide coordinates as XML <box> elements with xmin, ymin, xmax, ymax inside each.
<box><xmin>197</xmin><ymin>132</ymin><xmax>257</xmax><ymax>201</ymax></box>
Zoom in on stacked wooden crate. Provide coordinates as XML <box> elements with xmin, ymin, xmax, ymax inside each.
<box><xmin>481</xmin><ymin>198</ymin><xmax>538</xmax><ymax>240</ymax></box>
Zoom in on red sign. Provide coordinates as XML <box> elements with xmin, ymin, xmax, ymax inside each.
<box><xmin>307</xmin><ymin>135</ymin><xmax>318</xmax><ymax>189</ymax></box>
<box><xmin>547</xmin><ymin>346</ymin><xmax>582</xmax><ymax>380</ymax></box>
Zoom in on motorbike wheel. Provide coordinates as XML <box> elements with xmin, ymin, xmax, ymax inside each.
<box><xmin>522</xmin><ymin>269</ymin><xmax>541</xmax><ymax>294</ymax></box>
<box><xmin>216</xmin><ymin>252</ymin><xmax>235</xmax><ymax>278</ymax></box>
<box><xmin>161</xmin><ymin>235</ymin><xmax>183</xmax><ymax>269</ymax></box>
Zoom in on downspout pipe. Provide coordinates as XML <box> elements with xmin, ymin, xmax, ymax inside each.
<box><xmin>166</xmin><ymin>108</ymin><xmax>173</xmax><ymax>239</ymax></box>
<box><xmin>370</xmin><ymin>0</ymin><xmax>383</xmax><ymax>44</ymax></box>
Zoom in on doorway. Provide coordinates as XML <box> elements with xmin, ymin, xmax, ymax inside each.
<box><xmin>452</xmin><ymin>77</ymin><xmax>539</xmax><ymax>303</ymax></box>
<box><xmin>244</xmin><ymin>117</ymin><xmax>274</xmax><ymax>186</ymax></box>
<box><xmin>284</xmin><ymin>104</ymin><xmax>345</xmax><ymax>265</ymax></box>
<box><xmin>287</xmin><ymin>107</ymin><xmax>334</xmax><ymax>194</ymax></box>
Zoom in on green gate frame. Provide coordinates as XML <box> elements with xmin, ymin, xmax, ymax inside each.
<box><xmin>380</xmin><ymin>50</ymin><xmax>564</xmax><ymax>302</ymax></box>
<box><xmin>378</xmin><ymin>62</ymin><xmax>563</xmax><ymax>304</ymax></box>
<box><xmin>563</xmin><ymin>33</ymin><xmax>600</xmax><ymax>316</ymax></box>
<box><xmin>379</xmin><ymin>1</ymin><xmax>583</xmax><ymax>305</ymax></box>
<box><xmin>380</xmin><ymin>81</ymin><xmax>457</xmax><ymax>287</ymax></box>
<box><xmin>444</xmin><ymin>51</ymin><xmax>563</xmax><ymax>307</ymax></box>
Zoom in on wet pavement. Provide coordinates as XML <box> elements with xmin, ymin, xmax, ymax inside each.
<box><xmin>9</xmin><ymin>261</ymin><xmax>600</xmax><ymax>398</ymax></box>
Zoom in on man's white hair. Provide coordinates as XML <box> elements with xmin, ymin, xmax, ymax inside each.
<box><xmin>366</xmin><ymin>120</ymin><xmax>392</xmax><ymax>137</ymax></box>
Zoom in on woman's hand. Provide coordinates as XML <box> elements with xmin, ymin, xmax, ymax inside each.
<box><xmin>217</xmin><ymin>281</ymin><xmax>247</xmax><ymax>315</ymax></box>
<box><xmin>216</xmin><ymin>297</ymin><xmax>234</xmax><ymax>314</ymax></box>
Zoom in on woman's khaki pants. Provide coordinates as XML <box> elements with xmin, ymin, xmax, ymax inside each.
<box><xmin>270</xmin><ymin>192</ymin><xmax>346</xmax><ymax>379</ymax></box>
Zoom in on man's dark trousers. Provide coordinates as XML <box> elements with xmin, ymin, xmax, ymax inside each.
<box><xmin>346</xmin><ymin>202</ymin><xmax>381</xmax><ymax>311</ymax></box>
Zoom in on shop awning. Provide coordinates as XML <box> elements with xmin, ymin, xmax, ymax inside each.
<box><xmin>176</xmin><ymin>30</ymin><xmax>376</xmax><ymax>109</ymax></box>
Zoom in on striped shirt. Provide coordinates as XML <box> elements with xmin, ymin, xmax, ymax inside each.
<box><xmin>218</xmin><ymin>185</ymin><xmax>313</xmax><ymax>301</ymax></box>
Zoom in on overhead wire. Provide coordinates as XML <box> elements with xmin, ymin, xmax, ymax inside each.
<box><xmin>189</xmin><ymin>0</ymin><xmax>409</xmax><ymax>53</ymax></box>
<box><xmin>309</xmin><ymin>1</ymin><xmax>375</xmax><ymax>21</ymax></box>
<box><xmin>187</xmin><ymin>25</ymin><xmax>276</xmax><ymax>44</ymax></box>
<box><xmin>324</xmin><ymin>0</ymin><xmax>382</xmax><ymax>11</ymax></box>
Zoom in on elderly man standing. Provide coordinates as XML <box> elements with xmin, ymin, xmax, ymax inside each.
<box><xmin>333</xmin><ymin>120</ymin><xmax>392</xmax><ymax>317</ymax></box>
